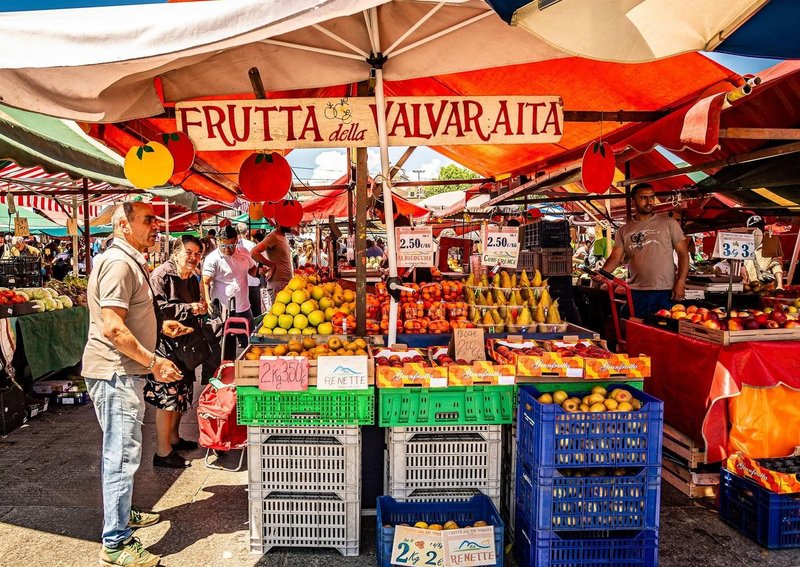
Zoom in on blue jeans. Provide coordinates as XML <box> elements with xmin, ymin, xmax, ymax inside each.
<box><xmin>86</xmin><ymin>373</ymin><xmax>146</xmax><ymax>548</ymax></box>
<box><xmin>630</xmin><ymin>289</ymin><xmax>673</xmax><ymax>318</ymax></box>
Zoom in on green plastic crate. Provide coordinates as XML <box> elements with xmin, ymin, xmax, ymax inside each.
<box><xmin>237</xmin><ymin>386</ymin><xmax>375</xmax><ymax>426</ymax></box>
<box><xmin>379</xmin><ymin>385</ymin><xmax>516</xmax><ymax>427</ymax></box>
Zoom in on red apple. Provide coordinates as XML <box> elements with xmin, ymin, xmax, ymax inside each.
<box><xmin>703</xmin><ymin>320</ymin><xmax>721</xmax><ymax>330</ymax></box>
<box><xmin>755</xmin><ymin>314</ymin><xmax>769</xmax><ymax>326</ymax></box>
<box><xmin>689</xmin><ymin>314</ymin><xmax>703</xmax><ymax>323</ymax></box>
<box><xmin>687</xmin><ymin>305</ymin><xmax>698</xmax><ymax>314</ymax></box>
<box><xmin>765</xmin><ymin>321</ymin><xmax>780</xmax><ymax>329</ymax></box>
<box><xmin>706</xmin><ymin>311</ymin><xmax>720</xmax><ymax>322</ymax></box>
<box><xmin>783</xmin><ymin>321</ymin><xmax>800</xmax><ymax>328</ymax></box>
<box><xmin>771</xmin><ymin>311</ymin><xmax>788</xmax><ymax>325</ymax></box>
<box><xmin>744</xmin><ymin>318</ymin><xmax>761</xmax><ymax>330</ymax></box>
<box><xmin>654</xmin><ymin>309</ymin><xmax>671</xmax><ymax>318</ymax></box>
<box><xmin>727</xmin><ymin>319</ymin><xmax>744</xmax><ymax>331</ymax></box>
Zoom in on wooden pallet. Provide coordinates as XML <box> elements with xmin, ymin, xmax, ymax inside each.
<box><xmin>662</xmin><ymin>424</ymin><xmax>719</xmax><ymax>498</ymax></box>
<box><xmin>678</xmin><ymin>319</ymin><xmax>800</xmax><ymax>346</ymax></box>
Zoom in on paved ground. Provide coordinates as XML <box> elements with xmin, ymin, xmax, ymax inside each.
<box><xmin>1</xmin><ymin>400</ymin><xmax>799</xmax><ymax>567</ymax></box>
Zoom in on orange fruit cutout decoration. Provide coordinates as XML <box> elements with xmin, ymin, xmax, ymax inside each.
<box><xmin>124</xmin><ymin>142</ymin><xmax>174</xmax><ymax>189</ymax></box>
<box><xmin>249</xmin><ymin>202</ymin><xmax>264</xmax><ymax>221</ymax></box>
<box><xmin>275</xmin><ymin>199</ymin><xmax>303</xmax><ymax>227</ymax></box>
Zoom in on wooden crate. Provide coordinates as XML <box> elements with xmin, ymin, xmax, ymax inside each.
<box><xmin>235</xmin><ymin>344</ymin><xmax>374</xmax><ymax>387</ymax></box>
<box><xmin>662</xmin><ymin>424</ymin><xmax>719</xmax><ymax>498</ymax></box>
<box><xmin>678</xmin><ymin>320</ymin><xmax>800</xmax><ymax>346</ymax></box>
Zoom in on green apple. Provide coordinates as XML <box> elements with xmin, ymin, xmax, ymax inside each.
<box><xmin>288</xmin><ymin>328</ymin><xmax>302</xmax><ymax>335</ymax></box>
<box><xmin>308</xmin><ymin>310</ymin><xmax>325</xmax><ymax>327</ymax></box>
<box><xmin>291</xmin><ymin>290</ymin><xmax>309</xmax><ymax>304</ymax></box>
<box><xmin>317</xmin><ymin>322</ymin><xmax>334</xmax><ymax>335</ymax></box>
<box><xmin>301</xmin><ymin>299</ymin><xmax>318</xmax><ymax>316</ymax></box>
<box><xmin>318</xmin><ymin>297</ymin><xmax>333</xmax><ymax>311</ymax></box>
<box><xmin>286</xmin><ymin>303</ymin><xmax>301</xmax><ymax>316</ymax></box>
<box><xmin>293</xmin><ymin>314</ymin><xmax>309</xmax><ymax>330</ymax></box>
<box><xmin>278</xmin><ymin>314</ymin><xmax>294</xmax><ymax>330</ymax></box>
<box><xmin>311</xmin><ymin>286</ymin><xmax>326</xmax><ymax>301</ymax></box>
<box><xmin>302</xmin><ymin>327</ymin><xmax>316</xmax><ymax>335</ymax></box>
<box><xmin>275</xmin><ymin>290</ymin><xmax>292</xmax><ymax>305</ymax></box>
<box><xmin>263</xmin><ymin>313</ymin><xmax>279</xmax><ymax>329</ymax></box>
<box><xmin>272</xmin><ymin>328</ymin><xmax>288</xmax><ymax>335</ymax></box>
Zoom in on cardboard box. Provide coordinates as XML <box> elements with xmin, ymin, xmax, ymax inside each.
<box><xmin>374</xmin><ymin>346</ymin><xmax>448</xmax><ymax>388</ymax></box>
<box><xmin>32</xmin><ymin>379</ymin><xmax>74</xmax><ymax>395</ymax></box>
<box><xmin>727</xmin><ymin>452</ymin><xmax>800</xmax><ymax>495</ymax></box>
<box><xmin>428</xmin><ymin>346</ymin><xmax>515</xmax><ymax>386</ymax></box>
<box><xmin>488</xmin><ymin>338</ymin><xmax>583</xmax><ymax>378</ymax></box>
<box><xmin>545</xmin><ymin>338</ymin><xmax>651</xmax><ymax>379</ymax></box>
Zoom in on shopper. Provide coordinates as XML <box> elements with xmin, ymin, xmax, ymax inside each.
<box><xmin>251</xmin><ymin>225</ymin><xmax>294</xmax><ymax>305</ymax></box>
<box><xmin>236</xmin><ymin>222</ymin><xmax>262</xmax><ymax>317</ymax></box>
<box><xmin>83</xmin><ymin>201</ymin><xmax>183</xmax><ymax>567</ymax></box>
<box><xmin>201</xmin><ymin>225</ymin><xmax>258</xmax><ymax>326</ymax></box>
<box><xmin>599</xmin><ymin>183</ymin><xmax>689</xmax><ymax>317</ymax></box>
<box><xmin>147</xmin><ymin>235</ymin><xmax>210</xmax><ymax>469</ymax></box>
<box><xmin>742</xmin><ymin>215</ymin><xmax>784</xmax><ymax>289</ymax></box>
<box><xmin>4</xmin><ymin>236</ymin><xmax>41</xmax><ymax>258</ymax></box>
<box><xmin>366</xmin><ymin>239</ymin><xmax>385</xmax><ymax>259</ymax></box>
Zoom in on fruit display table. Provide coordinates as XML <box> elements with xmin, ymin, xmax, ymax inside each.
<box><xmin>626</xmin><ymin>318</ymin><xmax>800</xmax><ymax>462</ymax></box>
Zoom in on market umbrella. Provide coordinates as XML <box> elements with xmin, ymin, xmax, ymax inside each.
<box><xmin>485</xmin><ymin>0</ymin><xmax>800</xmax><ymax>62</ymax></box>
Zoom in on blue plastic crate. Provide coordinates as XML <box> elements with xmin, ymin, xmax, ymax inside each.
<box><xmin>719</xmin><ymin>468</ymin><xmax>800</xmax><ymax>549</ymax></box>
<box><xmin>517</xmin><ymin>384</ymin><xmax>663</xmax><ymax>469</ymax></box>
<box><xmin>376</xmin><ymin>495</ymin><xmax>504</xmax><ymax>567</ymax></box>
<box><xmin>515</xmin><ymin>461</ymin><xmax>661</xmax><ymax>531</ymax></box>
<box><xmin>515</xmin><ymin>522</ymin><xmax>658</xmax><ymax>567</ymax></box>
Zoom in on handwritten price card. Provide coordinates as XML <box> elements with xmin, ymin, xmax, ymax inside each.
<box><xmin>713</xmin><ymin>231</ymin><xmax>756</xmax><ymax>260</ymax></box>
<box><xmin>258</xmin><ymin>356</ymin><xmax>309</xmax><ymax>391</ymax></box>
<box><xmin>396</xmin><ymin>226</ymin><xmax>435</xmax><ymax>268</ymax></box>
<box><xmin>391</xmin><ymin>526</ymin><xmax>444</xmax><ymax>567</ymax></box>
<box><xmin>454</xmin><ymin>327</ymin><xmax>486</xmax><ymax>362</ymax></box>
<box><xmin>441</xmin><ymin>527</ymin><xmax>496</xmax><ymax>567</ymax></box>
<box><xmin>481</xmin><ymin>227</ymin><xmax>519</xmax><ymax>267</ymax></box>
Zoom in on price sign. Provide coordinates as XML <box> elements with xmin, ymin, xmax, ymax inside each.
<box><xmin>14</xmin><ymin>216</ymin><xmax>29</xmax><ymax>237</ymax></box>
<box><xmin>396</xmin><ymin>226</ymin><xmax>434</xmax><ymax>268</ymax></box>
<box><xmin>391</xmin><ymin>526</ymin><xmax>445</xmax><ymax>567</ymax></box>
<box><xmin>713</xmin><ymin>231</ymin><xmax>756</xmax><ymax>260</ymax></box>
<box><xmin>453</xmin><ymin>327</ymin><xmax>486</xmax><ymax>362</ymax></box>
<box><xmin>258</xmin><ymin>356</ymin><xmax>309</xmax><ymax>391</ymax></box>
<box><xmin>441</xmin><ymin>527</ymin><xmax>497</xmax><ymax>567</ymax></box>
<box><xmin>316</xmin><ymin>355</ymin><xmax>369</xmax><ymax>390</ymax></box>
<box><xmin>67</xmin><ymin>218</ymin><xmax>78</xmax><ymax>236</ymax></box>
<box><xmin>481</xmin><ymin>227</ymin><xmax>519</xmax><ymax>267</ymax></box>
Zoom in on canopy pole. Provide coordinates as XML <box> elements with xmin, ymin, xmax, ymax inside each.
<box><xmin>83</xmin><ymin>178</ymin><xmax>91</xmax><ymax>274</ymax></box>
<box><xmin>787</xmin><ymin>226</ymin><xmax>800</xmax><ymax>285</ymax></box>
<box><xmin>71</xmin><ymin>195</ymin><xmax>79</xmax><ymax>277</ymax></box>
<box><xmin>355</xmin><ymin>126</ymin><xmax>369</xmax><ymax>335</ymax></box>
<box><xmin>164</xmin><ymin>199</ymin><xmax>170</xmax><ymax>257</ymax></box>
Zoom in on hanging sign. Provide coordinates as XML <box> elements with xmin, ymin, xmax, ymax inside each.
<box><xmin>481</xmin><ymin>226</ymin><xmax>519</xmax><ymax>267</ymax></box>
<box><xmin>14</xmin><ymin>216</ymin><xmax>29</xmax><ymax>237</ymax></box>
<box><xmin>258</xmin><ymin>356</ymin><xmax>309</xmax><ymax>391</ymax></box>
<box><xmin>713</xmin><ymin>231</ymin><xmax>756</xmax><ymax>260</ymax></box>
<box><xmin>67</xmin><ymin>218</ymin><xmax>78</xmax><ymax>236</ymax></box>
<box><xmin>316</xmin><ymin>355</ymin><xmax>369</xmax><ymax>390</ymax></box>
<box><xmin>396</xmin><ymin>226</ymin><xmax>435</xmax><ymax>268</ymax></box>
<box><xmin>177</xmin><ymin>96</ymin><xmax>564</xmax><ymax>151</ymax></box>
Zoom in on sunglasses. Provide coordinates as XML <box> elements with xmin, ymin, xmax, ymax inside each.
<box><xmin>220</xmin><ymin>243</ymin><xmax>236</xmax><ymax>249</ymax></box>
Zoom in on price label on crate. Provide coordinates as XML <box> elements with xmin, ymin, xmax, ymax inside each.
<box><xmin>391</xmin><ymin>526</ymin><xmax>445</xmax><ymax>567</ymax></box>
<box><xmin>442</xmin><ymin>527</ymin><xmax>497</xmax><ymax>567</ymax></box>
<box><xmin>396</xmin><ymin>226</ymin><xmax>434</xmax><ymax>268</ymax></box>
<box><xmin>481</xmin><ymin>226</ymin><xmax>519</xmax><ymax>267</ymax></box>
<box><xmin>453</xmin><ymin>327</ymin><xmax>486</xmax><ymax>362</ymax></box>
<box><xmin>316</xmin><ymin>355</ymin><xmax>369</xmax><ymax>390</ymax></box>
<box><xmin>713</xmin><ymin>231</ymin><xmax>756</xmax><ymax>260</ymax></box>
<box><xmin>258</xmin><ymin>356</ymin><xmax>309</xmax><ymax>391</ymax></box>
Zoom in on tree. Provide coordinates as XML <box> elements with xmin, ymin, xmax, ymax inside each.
<box><xmin>423</xmin><ymin>164</ymin><xmax>478</xmax><ymax>197</ymax></box>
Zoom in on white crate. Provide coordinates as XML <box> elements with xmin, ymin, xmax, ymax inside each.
<box><xmin>386</xmin><ymin>426</ymin><xmax>502</xmax><ymax>495</ymax></box>
<box><xmin>249</xmin><ymin>494</ymin><xmax>360</xmax><ymax>556</ymax></box>
<box><xmin>247</xmin><ymin>439</ymin><xmax>361</xmax><ymax>500</ymax></box>
<box><xmin>247</xmin><ymin>425</ymin><xmax>360</xmax><ymax>446</ymax></box>
<box><xmin>387</xmin><ymin>487</ymin><xmax>501</xmax><ymax>511</ymax></box>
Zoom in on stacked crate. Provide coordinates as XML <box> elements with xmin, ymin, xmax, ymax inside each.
<box><xmin>514</xmin><ymin>384</ymin><xmax>664</xmax><ymax>567</ymax></box>
<box><xmin>500</xmin><ymin>423</ymin><xmax>517</xmax><ymax>542</ymax></box>
<box><xmin>518</xmin><ymin>220</ymin><xmax>573</xmax><ymax>277</ymax></box>
<box><xmin>385</xmin><ymin>425</ymin><xmax>502</xmax><ymax>509</ymax></box>
<box><xmin>247</xmin><ymin>426</ymin><xmax>361</xmax><ymax>555</ymax></box>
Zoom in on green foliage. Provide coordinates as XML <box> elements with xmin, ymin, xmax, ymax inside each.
<box><xmin>423</xmin><ymin>164</ymin><xmax>479</xmax><ymax>197</ymax></box>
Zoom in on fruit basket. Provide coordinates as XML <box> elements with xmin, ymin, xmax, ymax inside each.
<box><xmin>377</xmin><ymin>495</ymin><xmax>504</xmax><ymax>567</ymax></box>
<box><xmin>237</xmin><ymin>386</ymin><xmax>374</xmax><ymax>426</ymax></box>
<box><xmin>517</xmin><ymin>384</ymin><xmax>663</xmax><ymax>469</ymax></box>
<box><xmin>379</xmin><ymin>385</ymin><xmax>516</xmax><ymax>426</ymax></box>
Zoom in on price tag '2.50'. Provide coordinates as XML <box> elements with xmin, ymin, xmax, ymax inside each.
<box><xmin>396</xmin><ymin>226</ymin><xmax>435</xmax><ymax>268</ymax></box>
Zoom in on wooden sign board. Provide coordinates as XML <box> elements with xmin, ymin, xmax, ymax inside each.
<box><xmin>67</xmin><ymin>218</ymin><xmax>78</xmax><ymax>236</ymax></box>
<box><xmin>316</xmin><ymin>355</ymin><xmax>369</xmax><ymax>390</ymax></box>
<box><xmin>452</xmin><ymin>327</ymin><xmax>486</xmax><ymax>362</ymax></box>
<box><xmin>258</xmin><ymin>356</ymin><xmax>309</xmax><ymax>391</ymax></box>
<box><xmin>14</xmin><ymin>216</ymin><xmax>29</xmax><ymax>237</ymax></box>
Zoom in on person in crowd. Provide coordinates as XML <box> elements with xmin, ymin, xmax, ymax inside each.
<box><xmin>373</xmin><ymin>196</ymin><xmax>411</xmax><ymax>227</ymax></box>
<box><xmin>146</xmin><ymin>235</ymin><xmax>208</xmax><ymax>469</ymax></box>
<box><xmin>201</xmin><ymin>225</ymin><xmax>258</xmax><ymax>325</ymax></box>
<box><xmin>253</xmin><ymin>229</ymin><xmax>266</xmax><ymax>243</ymax></box>
<box><xmin>288</xmin><ymin>237</ymin><xmax>299</xmax><ymax>268</ymax></box>
<box><xmin>743</xmin><ymin>215</ymin><xmax>784</xmax><ymax>289</ymax></box>
<box><xmin>366</xmin><ymin>238</ymin><xmax>385</xmax><ymax>259</ymax></box>
<box><xmin>298</xmin><ymin>239</ymin><xmax>317</xmax><ymax>266</ymax></box>
<box><xmin>83</xmin><ymin>202</ymin><xmax>183</xmax><ymax>567</ymax></box>
<box><xmin>251</xmin><ymin>225</ymin><xmax>294</xmax><ymax>305</ymax></box>
<box><xmin>599</xmin><ymin>183</ymin><xmax>689</xmax><ymax>317</ymax></box>
<box><xmin>376</xmin><ymin>237</ymin><xmax>386</xmax><ymax>251</ymax></box>
<box><xmin>4</xmin><ymin>236</ymin><xmax>41</xmax><ymax>258</ymax></box>
<box><xmin>236</xmin><ymin>222</ymin><xmax>262</xmax><ymax>317</ymax></box>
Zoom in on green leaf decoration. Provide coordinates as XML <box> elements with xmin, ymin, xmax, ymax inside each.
<box><xmin>266</xmin><ymin>153</ymin><xmax>274</xmax><ymax>163</ymax></box>
<box><xmin>143</xmin><ymin>145</ymin><xmax>155</xmax><ymax>153</ymax></box>
<box><xmin>599</xmin><ymin>144</ymin><xmax>606</xmax><ymax>158</ymax></box>
<box><xmin>136</xmin><ymin>147</ymin><xmax>144</xmax><ymax>160</ymax></box>
<box><xmin>171</xmin><ymin>133</ymin><xmax>180</xmax><ymax>141</ymax></box>
<box><xmin>162</xmin><ymin>133</ymin><xmax>169</xmax><ymax>145</ymax></box>
<box><xmin>593</xmin><ymin>141</ymin><xmax>600</xmax><ymax>153</ymax></box>
<box><xmin>255</xmin><ymin>153</ymin><xmax>264</xmax><ymax>164</ymax></box>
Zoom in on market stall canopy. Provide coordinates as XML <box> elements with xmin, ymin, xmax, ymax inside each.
<box><xmin>486</xmin><ymin>0</ymin><xmax>799</xmax><ymax>62</ymax></box>
<box><xmin>0</xmin><ymin>201</ymin><xmax>61</xmax><ymax>234</ymax></box>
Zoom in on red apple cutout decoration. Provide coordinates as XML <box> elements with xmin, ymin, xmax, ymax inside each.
<box><xmin>239</xmin><ymin>152</ymin><xmax>292</xmax><ymax>202</ymax></box>
<box><xmin>261</xmin><ymin>201</ymin><xmax>277</xmax><ymax>222</ymax></box>
<box><xmin>124</xmin><ymin>141</ymin><xmax>174</xmax><ymax>189</ymax></box>
<box><xmin>274</xmin><ymin>199</ymin><xmax>303</xmax><ymax>227</ymax></box>
<box><xmin>161</xmin><ymin>132</ymin><xmax>195</xmax><ymax>173</ymax></box>
<box><xmin>581</xmin><ymin>141</ymin><xmax>615</xmax><ymax>194</ymax></box>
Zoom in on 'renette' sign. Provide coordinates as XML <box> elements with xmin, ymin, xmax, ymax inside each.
<box><xmin>176</xmin><ymin>96</ymin><xmax>563</xmax><ymax>151</ymax></box>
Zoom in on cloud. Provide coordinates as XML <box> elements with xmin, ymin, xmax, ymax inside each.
<box><xmin>367</xmin><ymin>148</ymin><xmax>382</xmax><ymax>176</ymax></box>
<box><xmin>418</xmin><ymin>158</ymin><xmax>442</xmax><ymax>180</ymax></box>
<box><xmin>310</xmin><ymin>150</ymin><xmax>347</xmax><ymax>185</ymax></box>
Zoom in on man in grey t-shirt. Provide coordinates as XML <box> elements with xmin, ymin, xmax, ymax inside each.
<box><xmin>602</xmin><ymin>183</ymin><xmax>689</xmax><ymax>317</ymax></box>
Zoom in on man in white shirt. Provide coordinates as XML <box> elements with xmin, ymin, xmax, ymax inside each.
<box><xmin>236</xmin><ymin>222</ymin><xmax>262</xmax><ymax>317</ymax></box>
<box><xmin>201</xmin><ymin>225</ymin><xmax>259</xmax><ymax>326</ymax></box>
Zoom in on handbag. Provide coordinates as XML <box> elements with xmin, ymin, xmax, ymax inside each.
<box><xmin>162</xmin><ymin>327</ymin><xmax>212</xmax><ymax>370</ymax></box>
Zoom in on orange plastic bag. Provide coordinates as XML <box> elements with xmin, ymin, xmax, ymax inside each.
<box><xmin>728</xmin><ymin>385</ymin><xmax>800</xmax><ymax>459</ymax></box>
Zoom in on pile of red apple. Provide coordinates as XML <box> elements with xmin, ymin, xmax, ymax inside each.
<box><xmin>374</xmin><ymin>352</ymin><xmax>431</xmax><ymax>368</ymax></box>
<box><xmin>493</xmin><ymin>343</ymin><xmax>546</xmax><ymax>362</ymax></box>
<box><xmin>656</xmin><ymin>304</ymin><xmax>800</xmax><ymax>330</ymax></box>
<box><xmin>549</xmin><ymin>341</ymin><xmax>613</xmax><ymax>359</ymax></box>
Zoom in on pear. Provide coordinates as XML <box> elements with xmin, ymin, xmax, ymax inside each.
<box><xmin>471</xmin><ymin>308</ymin><xmax>481</xmax><ymax>324</ymax></box>
<box><xmin>539</xmin><ymin>287</ymin><xmax>553</xmax><ymax>309</ymax></box>
<box><xmin>511</xmin><ymin>273</ymin><xmax>518</xmax><ymax>288</ymax></box>
<box><xmin>520</xmin><ymin>270</ymin><xmax>531</xmax><ymax>287</ymax></box>
<box><xmin>534</xmin><ymin>302</ymin><xmax>547</xmax><ymax>324</ymax></box>
<box><xmin>500</xmin><ymin>270</ymin><xmax>512</xmax><ymax>290</ymax></box>
<box><xmin>465</xmin><ymin>273</ymin><xmax>475</xmax><ymax>287</ymax></box>
<box><xmin>480</xmin><ymin>274</ymin><xmax>489</xmax><ymax>288</ymax></box>
<box><xmin>546</xmin><ymin>299</ymin><xmax>562</xmax><ymax>324</ymax></box>
<box><xmin>468</xmin><ymin>305</ymin><xmax>478</xmax><ymax>321</ymax></box>
<box><xmin>498</xmin><ymin>305</ymin><xmax>508</xmax><ymax>319</ymax></box>
<box><xmin>492</xmin><ymin>272</ymin><xmax>501</xmax><ymax>288</ymax></box>
<box><xmin>528</xmin><ymin>289</ymin><xmax>539</xmax><ymax>308</ymax></box>
<box><xmin>518</xmin><ymin>306</ymin><xmax>533</xmax><ymax>325</ymax></box>
<box><xmin>495</xmin><ymin>289</ymin><xmax>507</xmax><ymax>305</ymax></box>
<box><xmin>514</xmin><ymin>290</ymin><xmax>525</xmax><ymax>305</ymax></box>
<box><xmin>476</xmin><ymin>291</ymin><xmax>488</xmax><ymax>306</ymax></box>
<box><xmin>531</xmin><ymin>269</ymin><xmax>543</xmax><ymax>287</ymax></box>
<box><xmin>491</xmin><ymin>309</ymin><xmax>503</xmax><ymax>325</ymax></box>
<box><xmin>508</xmin><ymin>292</ymin><xmax>518</xmax><ymax>307</ymax></box>
<box><xmin>466</xmin><ymin>289</ymin><xmax>475</xmax><ymax>304</ymax></box>
<box><xmin>481</xmin><ymin>311</ymin><xmax>494</xmax><ymax>325</ymax></box>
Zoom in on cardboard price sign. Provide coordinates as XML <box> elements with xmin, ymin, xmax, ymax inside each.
<box><xmin>258</xmin><ymin>356</ymin><xmax>309</xmax><ymax>391</ymax></box>
<box><xmin>453</xmin><ymin>327</ymin><xmax>486</xmax><ymax>362</ymax></box>
<box><xmin>713</xmin><ymin>231</ymin><xmax>756</xmax><ymax>260</ymax></box>
<box><xmin>14</xmin><ymin>216</ymin><xmax>29</xmax><ymax>237</ymax></box>
<box><xmin>316</xmin><ymin>355</ymin><xmax>369</xmax><ymax>390</ymax></box>
<box><xmin>391</xmin><ymin>526</ymin><xmax>445</xmax><ymax>567</ymax></box>
<box><xmin>67</xmin><ymin>218</ymin><xmax>78</xmax><ymax>236</ymax></box>
<box><xmin>481</xmin><ymin>226</ymin><xmax>519</xmax><ymax>267</ymax></box>
<box><xmin>397</xmin><ymin>226</ymin><xmax>435</xmax><ymax>268</ymax></box>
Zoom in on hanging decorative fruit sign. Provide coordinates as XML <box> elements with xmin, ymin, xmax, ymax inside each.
<box><xmin>261</xmin><ymin>201</ymin><xmax>277</xmax><ymax>223</ymax></box>
<box><xmin>161</xmin><ymin>132</ymin><xmax>195</xmax><ymax>173</ymax></box>
<box><xmin>249</xmin><ymin>202</ymin><xmax>264</xmax><ymax>221</ymax></box>
<box><xmin>238</xmin><ymin>152</ymin><xmax>292</xmax><ymax>202</ymax></box>
<box><xmin>581</xmin><ymin>141</ymin><xmax>615</xmax><ymax>194</ymax></box>
<box><xmin>275</xmin><ymin>199</ymin><xmax>303</xmax><ymax>227</ymax></box>
<box><xmin>124</xmin><ymin>142</ymin><xmax>174</xmax><ymax>189</ymax></box>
